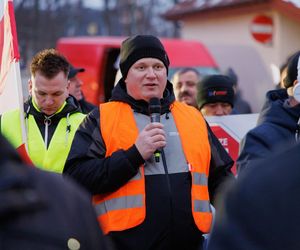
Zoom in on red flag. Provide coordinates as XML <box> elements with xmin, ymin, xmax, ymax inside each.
<box><xmin>17</xmin><ymin>143</ymin><xmax>33</xmax><ymax>165</ymax></box>
<box><xmin>0</xmin><ymin>0</ymin><xmax>20</xmax><ymax>92</ymax></box>
<box><xmin>0</xmin><ymin>0</ymin><xmax>30</xmax><ymax>163</ymax></box>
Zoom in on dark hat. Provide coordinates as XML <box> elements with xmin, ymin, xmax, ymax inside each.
<box><xmin>284</xmin><ymin>51</ymin><xmax>300</xmax><ymax>88</ymax></box>
<box><xmin>119</xmin><ymin>35</ymin><xmax>170</xmax><ymax>79</ymax></box>
<box><xmin>197</xmin><ymin>74</ymin><xmax>235</xmax><ymax>109</ymax></box>
<box><xmin>68</xmin><ymin>65</ymin><xmax>85</xmax><ymax>79</ymax></box>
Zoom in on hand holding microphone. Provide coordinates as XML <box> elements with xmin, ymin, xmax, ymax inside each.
<box><xmin>134</xmin><ymin>98</ymin><xmax>166</xmax><ymax>161</ymax></box>
<box><xmin>149</xmin><ymin>97</ymin><xmax>162</xmax><ymax>162</ymax></box>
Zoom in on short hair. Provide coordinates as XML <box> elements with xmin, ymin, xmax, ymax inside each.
<box><xmin>30</xmin><ymin>49</ymin><xmax>70</xmax><ymax>79</ymax></box>
<box><xmin>172</xmin><ymin>68</ymin><xmax>200</xmax><ymax>87</ymax></box>
<box><xmin>173</xmin><ymin>67</ymin><xmax>200</xmax><ymax>80</ymax></box>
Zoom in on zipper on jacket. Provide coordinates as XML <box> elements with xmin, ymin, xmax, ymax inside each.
<box><xmin>161</xmin><ymin>149</ymin><xmax>173</xmax><ymax>209</ymax></box>
<box><xmin>161</xmin><ymin>148</ymin><xmax>174</xmax><ymax>245</ymax></box>
<box><xmin>44</xmin><ymin>118</ymin><xmax>50</xmax><ymax>148</ymax></box>
<box><xmin>43</xmin><ymin>114</ymin><xmax>55</xmax><ymax>148</ymax></box>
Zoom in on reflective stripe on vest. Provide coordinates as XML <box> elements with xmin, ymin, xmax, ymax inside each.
<box><xmin>95</xmin><ymin>194</ymin><xmax>144</xmax><ymax>216</ymax></box>
<box><xmin>171</xmin><ymin>101</ymin><xmax>212</xmax><ymax>233</ymax></box>
<box><xmin>1</xmin><ymin>109</ymin><xmax>85</xmax><ymax>173</ymax></box>
<box><xmin>95</xmin><ymin>101</ymin><xmax>212</xmax><ymax>234</ymax></box>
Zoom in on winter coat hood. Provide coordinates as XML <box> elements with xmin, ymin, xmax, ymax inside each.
<box><xmin>257</xmin><ymin>89</ymin><xmax>300</xmax><ymax>132</ymax></box>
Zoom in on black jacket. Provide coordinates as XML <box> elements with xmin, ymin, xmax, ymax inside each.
<box><xmin>24</xmin><ymin>96</ymin><xmax>83</xmax><ymax>148</ymax></box>
<box><xmin>0</xmin><ymin>134</ymin><xmax>108</xmax><ymax>250</ymax></box>
<box><xmin>237</xmin><ymin>89</ymin><xmax>300</xmax><ymax>172</ymax></box>
<box><xmin>78</xmin><ymin>97</ymin><xmax>97</xmax><ymax>114</ymax></box>
<box><xmin>64</xmin><ymin>79</ymin><xmax>233</xmax><ymax>250</ymax></box>
<box><xmin>231</xmin><ymin>91</ymin><xmax>252</xmax><ymax>114</ymax></box>
<box><xmin>207</xmin><ymin>142</ymin><xmax>300</xmax><ymax>250</ymax></box>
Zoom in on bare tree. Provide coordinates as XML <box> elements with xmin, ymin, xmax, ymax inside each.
<box><xmin>13</xmin><ymin>0</ymin><xmax>178</xmax><ymax>68</ymax></box>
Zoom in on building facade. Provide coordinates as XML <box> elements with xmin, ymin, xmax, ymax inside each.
<box><xmin>164</xmin><ymin>0</ymin><xmax>300</xmax><ymax>112</ymax></box>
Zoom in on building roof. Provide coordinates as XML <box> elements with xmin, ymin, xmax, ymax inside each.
<box><xmin>163</xmin><ymin>0</ymin><xmax>300</xmax><ymax>22</ymax></box>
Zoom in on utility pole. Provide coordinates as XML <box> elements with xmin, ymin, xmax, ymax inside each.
<box><xmin>172</xmin><ymin>0</ymin><xmax>180</xmax><ymax>37</ymax></box>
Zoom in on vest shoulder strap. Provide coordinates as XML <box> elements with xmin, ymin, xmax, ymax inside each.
<box><xmin>100</xmin><ymin>102</ymin><xmax>138</xmax><ymax>157</ymax></box>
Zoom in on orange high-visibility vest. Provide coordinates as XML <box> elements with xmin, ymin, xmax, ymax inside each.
<box><xmin>93</xmin><ymin>101</ymin><xmax>212</xmax><ymax>235</ymax></box>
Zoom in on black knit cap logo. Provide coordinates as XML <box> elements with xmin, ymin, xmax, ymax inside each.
<box><xmin>119</xmin><ymin>35</ymin><xmax>170</xmax><ymax>79</ymax></box>
<box><xmin>197</xmin><ymin>75</ymin><xmax>235</xmax><ymax>109</ymax></box>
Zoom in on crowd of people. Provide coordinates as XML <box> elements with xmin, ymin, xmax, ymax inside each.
<box><xmin>1</xmin><ymin>34</ymin><xmax>300</xmax><ymax>250</ymax></box>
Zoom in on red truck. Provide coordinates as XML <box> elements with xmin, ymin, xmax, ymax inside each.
<box><xmin>57</xmin><ymin>36</ymin><xmax>218</xmax><ymax>105</ymax></box>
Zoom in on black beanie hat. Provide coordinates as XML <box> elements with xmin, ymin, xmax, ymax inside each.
<box><xmin>119</xmin><ymin>35</ymin><xmax>170</xmax><ymax>79</ymax></box>
<box><xmin>284</xmin><ymin>51</ymin><xmax>300</xmax><ymax>88</ymax></box>
<box><xmin>197</xmin><ymin>74</ymin><xmax>235</xmax><ymax>109</ymax></box>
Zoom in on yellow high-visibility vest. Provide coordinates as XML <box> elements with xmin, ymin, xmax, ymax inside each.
<box><xmin>1</xmin><ymin>109</ymin><xmax>85</xmax><ymax>173</ymax></box>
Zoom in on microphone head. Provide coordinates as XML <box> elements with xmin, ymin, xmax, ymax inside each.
<box><xmin>148</xmin><ymin>97</ymin><xmax>161</xmax><ymax>114</ymax></box>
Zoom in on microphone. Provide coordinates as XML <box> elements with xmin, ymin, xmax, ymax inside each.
<box><xmin>148</xmin><ymin>97</ymin><xmax>161</xmax><ymax>162</ymax></box>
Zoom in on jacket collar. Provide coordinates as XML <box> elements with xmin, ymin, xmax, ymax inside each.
<box><xmin>110</xmin><ymin>78</ymin><xmax>175</xmax><ymax>115</ymax></box>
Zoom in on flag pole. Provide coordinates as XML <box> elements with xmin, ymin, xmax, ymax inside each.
<box><xmin>9</xmin><ymin>0</ymin><xmax>28</xmax><ymax>151</ymax></box>
<box><xmin>13</xmin><ymin>60</ymin><xmax>28</xmax><ymax>151</ymax></box>
<box><xmin>0</xmin><ymin>0</ymin><xmax>30</xmax><ymax>160</ymax></box>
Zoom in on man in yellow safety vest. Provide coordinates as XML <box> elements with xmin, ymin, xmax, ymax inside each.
<box><xmin>1</xmin><ymin>49</ymin><xmax>85</xmax><ymax>173</ymax></box>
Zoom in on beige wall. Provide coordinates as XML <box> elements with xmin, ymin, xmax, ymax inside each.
<box><xmin>178</xmin><ymin>10</ymin><xmax>300</xmax><ymax>112</ymax></box>
<box><xmin>277</xmin><ymin>12</ymin><xmax>300</xmax><ymax>62</ymax></box>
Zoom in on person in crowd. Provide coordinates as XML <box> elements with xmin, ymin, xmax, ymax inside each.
<box><xmin>172</xmin><ymin>67</ymin><xmax>201</xmax><ymax>108</ymax></box>
<box><xmin>225</xmin><ymin>67</ymin><xmax>252</xmax><ymax>114</ymax></box>
<box><xmin>0</xmin><ymin>133</ymin><xmax>109</xmax><ymax>250</ymax></box>
<box><xmin>64</xmin><ymin>35</ymin><xmax>234</xmax><ymax>250</ymax></box>
<box><xmin>197</xmin><ymin>74</ymin><xmax>235</xmax><ymax>116</ymax></box>
<box><xmin>1</xmin><ymin>49</ymin><xmax>86</xmax><ymax>173</ymax></box>
<box><xmin>276</xmin><ymin>61</ymin><xmax>289</xmax><ymax>89</ymax></box>
<box><xmin>237</xmin><ymin>51</ymin><xmax>300</xmax><ymax>173</ymax></box>
<box><xmin>207</xmin><ymin>141</ymin><xmax>300</xmax><ymax>250</ymax></box>
<box><xmin>275</xmin><ymin>52</ymin><xmax>297</xmax><ymax>90</ymax></box>
<box><xmin>68</xmin><ymin>65</ymin><xmax>96</xmax><ymax>114</ymax></box>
